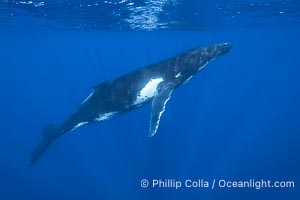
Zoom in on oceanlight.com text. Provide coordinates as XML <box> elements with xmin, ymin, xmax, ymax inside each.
<box><xmin>140</xmin><ymin>179</ymin><xmax>295</xmax><ymax>190</ymax></box>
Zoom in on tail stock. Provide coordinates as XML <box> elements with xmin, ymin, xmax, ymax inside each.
<box><xmin>30</xmin><ymin>124</ymin><xmax>60</xmax><ymax>166</ymax></box>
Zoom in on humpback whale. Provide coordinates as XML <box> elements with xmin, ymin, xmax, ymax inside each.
<box><xmin>30</xmin><ymin>42</ymin><xmax>231</xmax><ymax>165</ymax></box>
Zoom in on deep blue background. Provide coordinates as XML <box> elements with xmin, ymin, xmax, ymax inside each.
<box><xmin>0</xmin><ymin>28</ymin><xmax>299</xmax><ymax>199</ymax></box>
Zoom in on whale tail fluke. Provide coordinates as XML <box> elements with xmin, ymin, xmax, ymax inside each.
<box><xmin>29</xmin><ymin>124</ymin><xmax>60</xmax><ymax>166</ymax></box>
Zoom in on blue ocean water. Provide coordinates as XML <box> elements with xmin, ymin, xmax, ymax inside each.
<box><xmin>0</xmin><ymin>0</ymin><xmax>300</xmax><ymax>200</ymax></box>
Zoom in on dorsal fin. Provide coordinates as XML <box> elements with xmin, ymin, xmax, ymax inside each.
<box><xmin>92</xmin><ymin>81</ymin><xmax>110</xmax><ymax>92</ymax></box>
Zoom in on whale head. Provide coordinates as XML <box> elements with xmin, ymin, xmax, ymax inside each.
<box><xmin>187</xmin><ymin>42</ymin><xmax>231</xmax><ymax>70</ymax></box>
<box><xmin>171</xmin><ymin>42</ymin><xmax>231</xmax><ymax>83</ymax></box>
<box><xmin>202</xmin><ymin>42</ymin><xmax>231</xmax><ymax>58</ymax></box>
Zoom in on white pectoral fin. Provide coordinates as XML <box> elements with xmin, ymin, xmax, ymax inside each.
<box><xmin>149</xmin><ymin>82</ymin><xmax>175</xmax><ymax>137</ymax></box>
